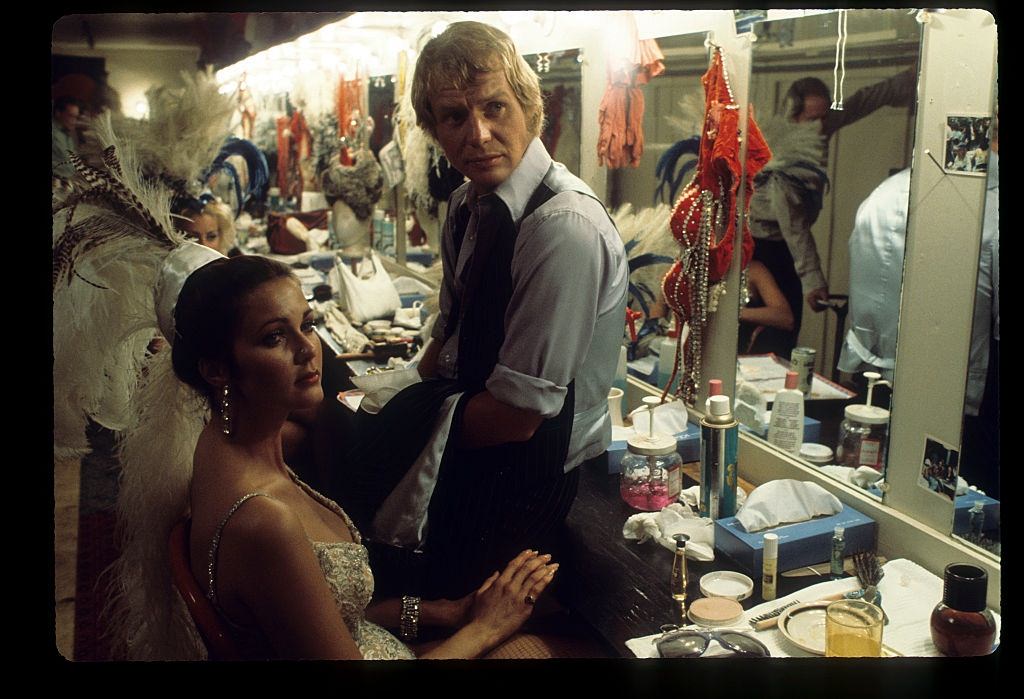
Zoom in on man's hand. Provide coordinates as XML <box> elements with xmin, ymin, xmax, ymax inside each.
<box><xmin>806</xmin><ymin>287</ymin><xmax>830</xmax><ymax>312</ymax></box>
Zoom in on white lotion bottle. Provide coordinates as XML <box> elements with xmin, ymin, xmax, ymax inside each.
<box><xmin>767</xmin><ymin>371</ymin><xmax>804</xmax><ymax>456</ymax></box>
<box><xmin>762</xmin><ymin>532</ymin><xmax>779</xmax><ymax>602</ymax></box>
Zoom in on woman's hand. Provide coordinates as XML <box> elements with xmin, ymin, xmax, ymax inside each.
<box><xmin>416</xmin><ymin>550</ymin><xmax>558</xmax><ymax>659</ymax></box>
<box><xmin>467</xmin><ymin>549</ymin><xmax>558</xmax><ymax>644</ymax></box>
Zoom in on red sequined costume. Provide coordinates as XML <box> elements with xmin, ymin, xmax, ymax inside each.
<box><xmin>661</xmin><ymin>48</ymin><xmax>772</xmax><ymax>403</ymax></box>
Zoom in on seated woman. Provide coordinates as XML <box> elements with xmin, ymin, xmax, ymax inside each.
<box><xmin>738</xmin><ymin>259</ymin><xmax>796</xmax><ymax>357</ymax></box>
<box><xmin>165</xmin><ymin>254</ymin><xmax>557</xmax><ymax>659</ymax></box>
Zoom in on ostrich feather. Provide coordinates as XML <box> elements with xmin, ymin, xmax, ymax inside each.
<box><xmin>611</xmin><ymin>203</ymin><xmax>675</xmax><ymax>319</ymax></box>
<box><xmin>52</xmin><ymin>70</ymin><xmax>239</xmax><ymax>658</ymax></box>
<box><xmin>104</xmin><ymin>351</ymin><xmax>209</xmax><ymax>660</ymax></box>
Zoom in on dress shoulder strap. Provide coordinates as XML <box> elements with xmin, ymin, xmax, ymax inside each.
<box><xmin>206</xmin><ymin>492</ymin><xmax>274</xmax><ymax>610</ymax></box>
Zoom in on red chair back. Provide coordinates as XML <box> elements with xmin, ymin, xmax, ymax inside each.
<box><xmin>168</xmin><ymin>518</ymin><xmax>243</xmax><ymax>661</ymax></box>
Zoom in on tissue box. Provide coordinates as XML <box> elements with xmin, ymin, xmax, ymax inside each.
<box><xmin>952</xmin><ymin>493</ymin><xmax>1000</xmax><ymax>537</ymax></box>
<box><xmin>714</xmin><ymin>504</ymin><xmax>877</xmax><ymax>576</ymax></box>
<box><xmin>738</xmin><ymin>415</ymin><xmax>821</xmax><ymax>443</ymax></box>
<box><xmin>607</xmin><ymin>421</ymin><xmax>701</xmax><ymax>474</ymax></box>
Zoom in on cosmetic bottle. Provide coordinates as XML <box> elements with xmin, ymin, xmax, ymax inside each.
<box><xmin>830</xmin><ymin>526</ymin><xmax>845</xmax><ymax>580</ymax></box>
<box><xmin>762</xmin><ymin>533</ymin><xmax>779</xmax><ymax>602</ymax></box>
<box><xmin>930</xmin><ymin>563</ymin><xmax>997</xmax><ymax>656</ymax></box>
<box><xmin>700</xmin><ymin>394</ymin><xmax>739</xmax><ymax>519</ymax></box>
<box><xmin>704</xmin><ymin>378</ymin><xmax>723</xmax><ymax>414</ymax></box>
<box><xmin>767</xmin><ymin>371</ymin><xmax>804</xmax><ymax>456</ymax></box>
<box><xmin>968</xmin><ymin>501</ymin><xmax>985</xmax><ymax>543</ymax></box>
<box><xmin>670</xmin><ymin>533</ymin><xmax>690</xmax><ymax>622</ymax></box>
<box><xmin>655</xmin><ymin>326</ymin><xmax>682</xmax><ymax>395</ymax></box>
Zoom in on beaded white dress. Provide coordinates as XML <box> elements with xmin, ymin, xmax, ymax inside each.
<box><xmin>207</xmin><ymin>471</ymin><xmax>416</xmax><ymax>660</ymax></box>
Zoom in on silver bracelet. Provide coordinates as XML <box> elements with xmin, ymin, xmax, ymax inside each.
<box><xmin>400</xmin><ymin>595</ymin><xmax>421</xmax><ymax>641</ymax></box>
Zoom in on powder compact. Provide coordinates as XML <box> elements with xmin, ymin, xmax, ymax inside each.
<box><xmin>699</xmin><ymin>571</ymin><xmax>754</xmax><ymax>601</ymax></box>
<box><xmin>688</xmin><ymin>597</ymin><xmax>745</xmax><ymax>627</ymax></box>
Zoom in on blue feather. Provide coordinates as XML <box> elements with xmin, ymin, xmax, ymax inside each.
<box><xmin>654</xmin><ymin>136</ymin><xmax>700</xmax><ymax>205</ymax></box>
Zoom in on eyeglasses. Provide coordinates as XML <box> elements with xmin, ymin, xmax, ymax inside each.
<box><xmin>653</xmin><ymin>626</ymin><xmax>771</xmax><ymax>658</ymax></box>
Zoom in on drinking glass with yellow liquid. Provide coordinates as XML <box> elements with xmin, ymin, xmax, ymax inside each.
<box><xmin>825</xmin><ymin>599</ymin><xmax>885</xmax><ymax>657</ymax></box>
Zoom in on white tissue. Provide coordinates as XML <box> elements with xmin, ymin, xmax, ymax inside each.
<box><xmin>622</xmin><ymin>502</ymin><xmax>715</xmax><ymax>561</ymax></box>
<box><xmin>350</xmin><ymin>368</ymin><xmax>422</xmax><ymax>414</ymax></box>
<box><xmin>815</xmin><ymin>464</ymin><xmax>884</xmax><ymax>490</ymax></box>
<box><xmin>628</xmin><ymin>400</ymin><xmax>689</xmax><ymax>436</ymax></box>
<box><xmin>735</xmin><ymin>479</ymin><xmax>842</xmax><ymax>532</ymax></box>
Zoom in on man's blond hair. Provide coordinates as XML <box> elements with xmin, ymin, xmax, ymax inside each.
<box><xmin>411</xmin><ymin>21</ymin><xmax>544</xmax><ymax>140</ymax></box>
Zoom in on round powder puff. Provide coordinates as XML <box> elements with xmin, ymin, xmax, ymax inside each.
<box><xmin>688</xmin><ymin>597</ymin><xmax>745</xmax><ymax>627</ymax></box>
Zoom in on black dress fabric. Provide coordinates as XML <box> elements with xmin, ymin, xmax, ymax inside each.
<box><xmin>752</xmin><ymin>238</ymin><xmax>803</xmax><ymax>360</ymax></box>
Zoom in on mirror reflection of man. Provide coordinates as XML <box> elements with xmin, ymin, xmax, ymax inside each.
<box><xmin>748</xmin><ymin>68</ymin><xmax>917</xmax><ymax>358</ymax></box>
<box><xmin>959</xmin><ymin>108</ymin><xmax>999</xmax><ymax>500</ymax></box>
<box><xmin>52</xmin><ymin>96</ymin><xmax>82</xmax><ymax>182</ymax></box>
<box><xmin>343</xmin><ymin>21</ymin><xmax>628</xmax><ymax>600</ymax></box>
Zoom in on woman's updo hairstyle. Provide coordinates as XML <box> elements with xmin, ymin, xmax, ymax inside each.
<box><xmin>171</xmin><ymin>254</ymin><xmax>295</xmax><ymax>409</ymax></box>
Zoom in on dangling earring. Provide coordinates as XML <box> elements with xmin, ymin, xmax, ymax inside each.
<box><xmin>220</xmin><ymin>384</ymin><xmax>232</xmax><ymax>436</ymax></box>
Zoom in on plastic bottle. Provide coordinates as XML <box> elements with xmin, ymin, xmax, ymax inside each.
<box><xmin>830</xmin><ymin>525</ymin><xmax>845</xmax><ymax>580</ymax></box>
<box><xmin>699</xmin><ymin>394</ymin><xmax>739</xmax><ymax>519</ymax></box>
<box><xmin>767</xmin><ymin>371</ymin><xmax>804</xmax><ymax>456</ymax></box>
<box><xmin>762</xmin><ymin>533</ymin><xmax>779</xmax><ymax>602</ymax></box>
<box><xmin>968</xmin><ymin>501</ymin><xmax>985</xmax><ymax>543</ymax></box>
<box><xmin>655</xmin><ymin>327</ymin><xmax>681</xmax><ymax>395</ymax></box>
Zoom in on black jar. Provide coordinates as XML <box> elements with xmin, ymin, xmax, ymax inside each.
<box><xmin>929</xmin><ymin>563</ymin><xmax>997</xmax><ymax>656</ymax></box>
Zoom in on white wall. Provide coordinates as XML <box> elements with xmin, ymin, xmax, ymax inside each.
<box><xmin>52</xmin><ymin>44</ymin><xmax>201</xmax><ymax>117</ymax></box>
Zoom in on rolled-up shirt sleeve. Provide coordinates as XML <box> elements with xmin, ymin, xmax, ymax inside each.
<box><xmin>486</xmin><ymin>197</ymin><xmax>614</xmax><ymax>417</ymax></box>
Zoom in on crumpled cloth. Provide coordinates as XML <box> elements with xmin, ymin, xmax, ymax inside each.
<box><xmin>816</xmin><ymin>464</ymin><xmax>886</xmax><ymax>490</ymax></box>
<box><xmin>621</xmin><ymin>484</ymin><xmax>748</xmax><ymax>561</ymax></box>
<box><xmin>350</xmin><ymin>367</ymin><xmax>422</xmax><ymax>414</ymax></box>
<box><xmin>736</xmin><ymin>479</ymin><xmax>842</xmax><ymax>533</ymax></box>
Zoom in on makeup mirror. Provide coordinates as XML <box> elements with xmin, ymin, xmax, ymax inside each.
<box><xmin>950</xmin><ymin>102</ymin><xmax>999</xmax><ymax>558</ymax></box>
<box><xmin>523</xmin><ymin>49</ymin><xmax>584</xmax><ymax>177</ymax></box>
<box><xmin>736</xmin><ymin>9</ymin><xmax>921</xmax><ymax>496</ymax></box>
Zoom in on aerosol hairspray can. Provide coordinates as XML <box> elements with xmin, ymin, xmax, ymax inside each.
<box><xmin>700</xmin><ymin>394</ymin><xmax>739</xmax><ymax>520</ymax></box>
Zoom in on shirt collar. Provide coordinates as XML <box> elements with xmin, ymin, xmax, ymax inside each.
<box><xmin>483</xmin><ymin>137</ymin><xmax>551</xmax><ymax>221</ymax></box>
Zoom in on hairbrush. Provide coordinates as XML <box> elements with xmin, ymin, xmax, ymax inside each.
<box><xmin>748</xmin><ymin>600</ymin><xmax>799</xmax><ymax>630</ymax></box>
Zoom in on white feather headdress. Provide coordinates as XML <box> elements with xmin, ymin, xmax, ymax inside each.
<box><xmin>53</xmin><ymin>70</ymin><xmax>236</xmax><ymax>659</ymax></box>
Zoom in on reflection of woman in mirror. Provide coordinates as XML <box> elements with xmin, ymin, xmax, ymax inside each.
<box><xmin>738</xmin><ymin>260</ymin><xmax>794</xmax><ymax>356</ymax></box>
<box><xmin>175</xmin><ymin>196</ymin><xmax>238</xmax><ymax>257</ymax></box>
<box><xmin>749</xmin><ymin>68</ymin><xmax>917</xmax><ymax>357</ymax></box>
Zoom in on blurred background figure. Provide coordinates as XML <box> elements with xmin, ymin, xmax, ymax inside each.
<box><xmin>52</xmin><ymin>95</ymin><xmax>82</xmax><ymax>182</ymax></box>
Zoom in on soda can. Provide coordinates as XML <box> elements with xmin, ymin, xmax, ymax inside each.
<box><xmin>790</xmin><ymin>347</ymin><xmax>816</xmax><ymax>396</ymax></box>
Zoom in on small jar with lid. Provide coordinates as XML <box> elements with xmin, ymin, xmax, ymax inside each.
<box><xmin>930</xmin><ymin>563</ymin><xmax>997</xmax><ymax>656</ymax></box>
<box><xmin>620</xmin><ymin>432</ymin><xmax>682</xmax><ymax>511</ymax></box>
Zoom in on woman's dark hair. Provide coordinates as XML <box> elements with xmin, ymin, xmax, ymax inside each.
<box><xmin>784</xmin><ymin>77</ymin><xmax>831</xmax><ymax>120</ymax></box>
<box><xmin>171</xmin><ymin>255</ymin><xmax>295</xmax><ymax>408</ymax></box>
